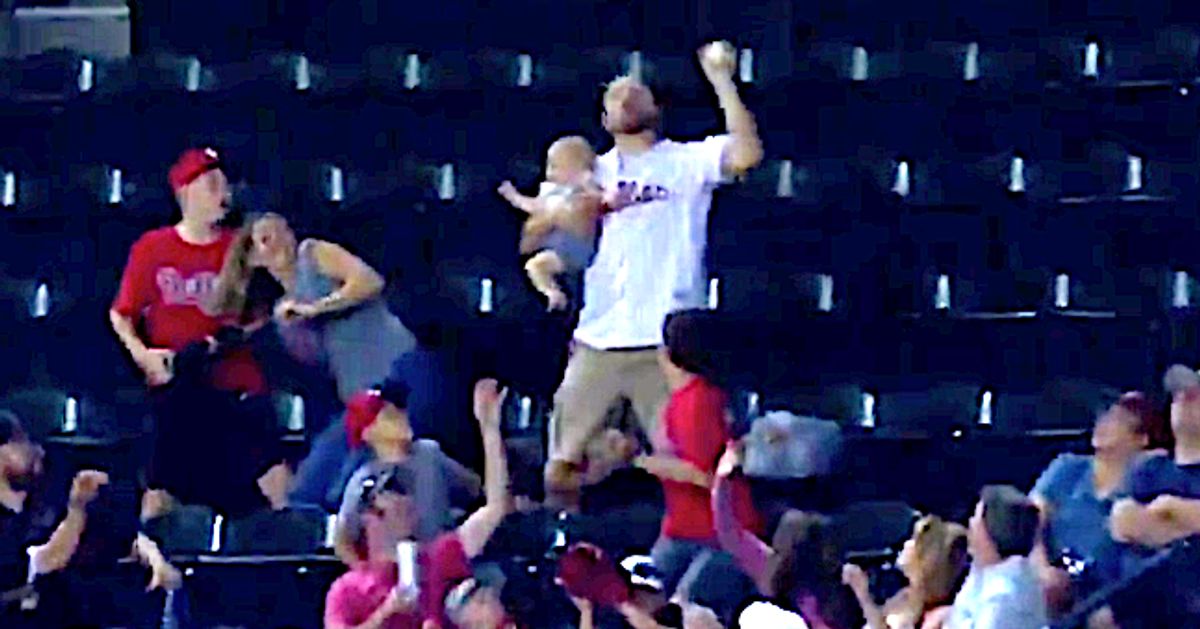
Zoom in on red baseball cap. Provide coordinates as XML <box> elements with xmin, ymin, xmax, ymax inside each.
<box><xmin>556</xmin><ymin>543</ymin><xmax>631</xmax><ymax>607</ymax></box>
<box><xmin>345</xmin><ymin>390</ymin><xmax>386</xmax><ymax>448</ymax></box>
<box><xmin>168</xmin><ymin>147</ymin><xmax>221</xmax><ymax>193</ymax></box>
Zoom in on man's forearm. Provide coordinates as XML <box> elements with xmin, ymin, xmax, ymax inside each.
<box><xmin>711</xmin><ymin>77</ymin><xmax>763</xmax><ymax>173</ymax></box>
<box><xmin>1167</xmin><ymin>498</ymin><xmax>1200</xmax><ymax>533</ymax></box>
<box><xmin>109</xmin><ymin>310</ymin><xmax>147</xmax><ymax>357</ymax></box>
<box><xmin>31</xmin><ymin>507</ymin><xmax>86</xmax><ymax>575</ymax></box>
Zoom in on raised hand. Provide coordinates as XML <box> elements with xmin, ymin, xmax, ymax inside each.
<box><xmin>68</xmin><ymin>470</ymin><xmax>110</xmax><ymax>510</ymax></box>
<box><xmin>698</xmin><ymin>40</ymin><xmax>737</xmax><ymax>85</ymax></box>
<box><xmin>473</xmin><ymin>378</ymin><xmax>508</xmax><ymax>431</ymax></box>
<box><xmin>841</xmin><ymin>563</ymin><xmax>870</xmax><ymax>599</ymax></box>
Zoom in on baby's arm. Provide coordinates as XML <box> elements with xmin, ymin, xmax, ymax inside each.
<box><xmin>498</xmin><ymin>181</ymin><xmax>544</xmax><ymax>215</ymax></box>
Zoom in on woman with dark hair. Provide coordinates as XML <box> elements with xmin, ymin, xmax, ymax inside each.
<box><xmin>633</xmin><ymin>309</ymin><xmax>760</xmax><ymax>597</ymax></box>
<box><xmin>1029</xmin><ymin>392</ymin><xmax>1157</xmax><ymax>611</ymax></box>
<box><xmin>713</xmin><ymin>445</ymin><xmax>864</xmax><ymax>629</ymax></box>
<box><xmin>211</xmin><ymin>213</ymin><xmax>418</xmax><ymax>508</ymax></box>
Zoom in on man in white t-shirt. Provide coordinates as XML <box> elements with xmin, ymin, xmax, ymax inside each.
<box><xmin>545</xmin><ymin>41</ymin><xmax>764</xmax><ymax>498</ymax></box>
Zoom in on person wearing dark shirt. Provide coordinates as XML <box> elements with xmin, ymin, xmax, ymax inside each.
<box><xmin>1106</xmin><ymin>365</ymin><xmax>1200</xmax><ymax>627</ymax></box>
<box><xmin>0</xmin><ymin>413</ymin><xmax>181</xmax><ymax>628</ymax></box>
<box><xmin>108</xmin><ymin>147</ymin><xmax>288</xmax><ymax>518</ymax></box>
<box><xmin>1111</xmin><ymin>366</ymin><xmax>1200</xmax><ymax>547</ymax></box>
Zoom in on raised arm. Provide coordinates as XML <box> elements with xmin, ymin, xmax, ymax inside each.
<box><xmin>30</xmin><ymin>471</ymin><xmax>107</xmax><ymax>575</ymax></box>
<box><xmin>698</xmin><ymin>41</ymin><xmax>764</xmax><ymax>179</ymax></box>
<box><xmin>498</xmin><ymin>181</ymin><xmax>545</xmax><ymax>215</ymax></box>
<box><xmin>456</xmin><ymin>379</ymin><xmax>510</xmax><ymax>558</ymax></box>
<box><xmin>712</xmin><ymin>448</ymin><xmax>773</xmax><ymax>590</ymax></box>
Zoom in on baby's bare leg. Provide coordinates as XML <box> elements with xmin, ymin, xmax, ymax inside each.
<box><xmin>525</xmin><ymin>250</ymin><xmax>568</xmax><ymax>310</ymax></box>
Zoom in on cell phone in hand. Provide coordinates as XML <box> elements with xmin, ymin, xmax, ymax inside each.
<box><xmin>396</xmin><ymin>541</ymin><xmax>418</xmax><ymax>590</ymax></box>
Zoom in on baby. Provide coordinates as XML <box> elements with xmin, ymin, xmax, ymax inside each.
<box><xmin>498</xmin><ymin>136</ymin><xmax>609</xmax><ymax>310</ymax></box>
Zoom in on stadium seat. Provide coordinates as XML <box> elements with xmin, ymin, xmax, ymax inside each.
<box><xmin>873</xmin><ymin>383</ymin><xmax>983</xmax><ymax>438</ymax></box>
<box><xmin>835</xmin><ymin>500</ymin><xmax>919</xmax><ymax>557</ymax></box>
<box><xmin>989</xmin><ymin>378</ymin><xmax>1119</xmax><ymax>436</ymax></box>
<box><xmin>143</xmin><ymin>505</ymin><xmax>218</xmax><ymax>557</ymax></box>
<box><xmin>221</xmin><ymin>506</ymin><xmax>328</xmax><ymax>555</ymax></box>
<box><xmin>0</xmin><ymin>386</ymin><xmax>83</xmax><ymax>441</ymax></box>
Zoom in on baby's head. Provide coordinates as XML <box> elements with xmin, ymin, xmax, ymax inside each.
<box><xmin>545</xmin><ymin>136</ymin><xmax>595</xmax><ymax>186</ymax></box>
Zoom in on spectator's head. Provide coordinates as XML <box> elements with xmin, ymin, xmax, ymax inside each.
<box><xmin>766</xmin><ymin>511</ymin><xmax>843</xmax><ymax>603</ymax></box>
<box><xmin>210</xmin><ymin>211</ymin><xmax>289</xmax><ymax>319</ymax></box>
<box><xmin>545</xmin><ymin>136</ymin><xmax>596</xmax><ymax>188</ymax></box>
<box><xmin>0</xmin><ymin>411</ymin><xmax>41</xmax><ymax>499</ymax></box>
<box><xmin>1165</xmin><ymin>364</ymin><xmax>1200</xmax><ymax>445</ymax></box>
<box><xmin>602</xmin><ymin>75</ymin><xmax>660</xmax><ymax>136</ymax></box>
<box><xmin>969</xmin><ymin>486</ymin><xmax>1039</xmax><ymax>565</ymax></box>
<box><xmin>896</xmin><ymin>515</ymin><xmax>969</xmax><ymax>610</ymax></box>
<box><xmin>248</xmin><ymin>212</ymin><xmax>297</xmax><ymax>272</ymax></box>
<box><xmin>345</xmin><ymin>383</ymin><xmax>414</xmax><ymax>455</ymax></box>
<box><xmin>660</xmin><ymin>309</ymin><xmax>720</xmax><ymax>384</ymax></box>
<box><xmin>170</xmin><ymin>147</ymin><xmax>229</xmax><ymax>225</ymax></box>
<box><xmin>1092</xmin><ymin>392</ymin><xmax>1155</xmax><ymax>459</ymax></box>
<box><xmin>736</xmin><ymin>601</ymin><xmax>810</xmax><ymax>629</ymax></box>
<box><xmin>339</xmin><ymin>465</ymin><xmax>419</xmax><ymax>563</ymax></box>
<box><xmin>445</xmin><ymin>566</ymin><xmax>510</xmax><ymax>629</ymax></box>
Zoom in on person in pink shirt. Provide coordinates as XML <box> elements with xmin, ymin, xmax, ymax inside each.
<box><xmin>713</xmin><ymin>444</ymin><xmax>863</xmax><ymax>629</ymax></box>
<box><xmin>323</xmin><ymin>379</ymin><xmax>510</xmax><ymax>629</ymax></box>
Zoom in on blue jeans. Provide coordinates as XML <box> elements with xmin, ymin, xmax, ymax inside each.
<box><xmin>289</xmin><ymin>417</ymin><xmax>368</xmax><ymax>510</ymax></box>
<box><xmin>651</xmin><ymin>536</ymin><xmax>717</xmax><ymax>598</ymax></box>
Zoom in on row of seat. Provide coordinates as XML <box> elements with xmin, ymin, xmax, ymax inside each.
<box><xmin>0</xmin><ymin>367</ymin><xmax>1122</xmax><ymax>467</ymax></box>
<box><xmin>7</xmin><ymin>31</ymin><xmax>1200</xmax><ymax>104</ymax></box>
<box><xmin>5</xmin><ymin>150</ymin><xmax>1199</xmax><ymax>213</ymax></box>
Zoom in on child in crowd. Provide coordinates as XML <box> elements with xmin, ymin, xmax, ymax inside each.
<box><xmin>498</xmin><ymin>136</ymin><xmax>615</xmax><ymax>310</ymax></box>
<box><xmin>334</xmin><ymin>380</ymin><xmax>481</xmax><ymax>560</ymax></box>
<box><xmin>636</xmin><ymin>308</ymin><xmax>761</xmax><ymax>597</ymax></box>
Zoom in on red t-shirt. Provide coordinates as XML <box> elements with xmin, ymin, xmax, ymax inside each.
<box><xmin>111</xmin><ymin>226</ymin><xmax>265</xmax><ymax>393</ymax></box>
<box><xmin>660</xmin><ymin>377</ymin><xmax>760</xmax><ymax>540</ymax></box>
<box><xmin>323</xmin><ymin>533</ymin><xmax>472</xmax><ymax>629</ymax></box>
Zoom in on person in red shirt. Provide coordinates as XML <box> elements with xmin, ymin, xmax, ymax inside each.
<box><xmin>109</xmin><ymin>148</ymin><xmax>287</xmax><ymax>519</ymax></box>
<box><xmin>633</xmin><ymin>309</ymin><xmax>760</xmax><ymax>598</ymax></box>
<box><xmin>324</xmin><ymin>379</ymin><xmax>511</xmax><ymax>629</ymax></box>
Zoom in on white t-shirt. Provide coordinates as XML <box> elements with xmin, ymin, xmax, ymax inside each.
<box><xmin>575</xmin><ymin>135</ymin><xmax>731</xmax><ymax>349</ymax></box>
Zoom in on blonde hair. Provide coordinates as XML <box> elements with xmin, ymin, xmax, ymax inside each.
<box><xmin>548</xmin><ymin>136</ymin><xmax>596</xmax><ymax>170</ymax></box>
<box><xmin>909</xmin><ymin>515</ymin><xmax>969</xmax><ymax>609</ymax></box>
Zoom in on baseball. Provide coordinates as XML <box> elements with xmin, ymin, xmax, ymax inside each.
<box><xmin>704</xmin><ymin>41</ymin><xmax>736</xmax><ymax>65</ymax></box>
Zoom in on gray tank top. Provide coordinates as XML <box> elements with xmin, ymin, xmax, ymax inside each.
<box><xmin>285</xmin><ymin>239</ymin><xmax>415</xmax><ymax>402</ymax></box>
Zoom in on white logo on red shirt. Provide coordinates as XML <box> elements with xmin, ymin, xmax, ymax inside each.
<box><xmin>156</xmin><ymin>268</ymin><xmax>219</xmax><ymax>307</ymax></box>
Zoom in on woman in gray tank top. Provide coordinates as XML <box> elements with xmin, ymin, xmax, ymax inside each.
<box><xmin>212</xmin><ymin>213</ymin><xmax>416</xmax><ymax>507</ymax></box>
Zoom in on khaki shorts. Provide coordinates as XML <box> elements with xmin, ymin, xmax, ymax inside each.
<box><xmin>548</xmin><ymin>343</ymin><xmax>669</xmax><ymax>465</ymax></box>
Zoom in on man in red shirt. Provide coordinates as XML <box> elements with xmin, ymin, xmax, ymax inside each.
<box><xmin>324</xmin><ymin>379</ymin><xmax>511</xmax><ymax>629</ymax></box>
<box><xmin>109</xmin><ymin>148</ymin><xmax>286</xmax><ymax>518</ymax></box>
<box><xmin>633</xmin><ymin>309</ymin><xmax>759</xmax><ymax>597</ymax></box>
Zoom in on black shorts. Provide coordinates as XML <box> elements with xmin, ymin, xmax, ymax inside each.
<box><xmin>147</xmin><ymin>385</ymin><xmax>280</xmax><ymax>517</ymax></box>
